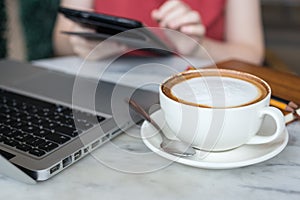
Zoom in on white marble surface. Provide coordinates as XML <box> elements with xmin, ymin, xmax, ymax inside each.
<box><xmin>1</xmin><ymin>56</ymin><xmax>300</xmax><ymax>200</ymax></box>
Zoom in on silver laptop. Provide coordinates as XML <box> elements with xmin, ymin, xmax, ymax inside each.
<box><xmin>0</xmin><ymin>60</ymin><xmax>158</xmax><ymax>183</ymax></box>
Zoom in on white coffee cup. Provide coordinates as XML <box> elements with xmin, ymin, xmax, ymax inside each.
<box><xmin>159</xmin><ymin>69</ymin><xmax>285</xmax><ymax>151</ymax></box>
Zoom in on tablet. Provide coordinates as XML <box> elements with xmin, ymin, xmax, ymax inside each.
<box><xmin>58</xmin><ymin>7</ymin><xmax>173</xmax><ymax>56</ymax></box>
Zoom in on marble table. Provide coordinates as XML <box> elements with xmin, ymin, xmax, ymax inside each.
<box><xmin>0</xmin><ymin>56</ymin><xmax>299</xmax><ymax>200</ymax></box>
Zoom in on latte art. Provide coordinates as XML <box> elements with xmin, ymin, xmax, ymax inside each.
<box><xmin>171</xmin><ymin>77</ymin><xmax>261</xmax><ymax>107</ymax></box>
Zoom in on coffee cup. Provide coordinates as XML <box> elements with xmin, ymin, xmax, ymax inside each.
<box><xmin>159</xmin><ymin>69</ymin><xmax>285</xmax><ymax>151</ymax></box>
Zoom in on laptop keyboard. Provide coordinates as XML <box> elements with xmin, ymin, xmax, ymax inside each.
<box><xmin>0</xmin><ymin>88</ymin><xmax>106</xmax><ymax>158</ymax></box>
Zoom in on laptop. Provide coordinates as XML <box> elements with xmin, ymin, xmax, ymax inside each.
<box><xmin>0</xmin><ymin>60</ymin><xmax>158</xmax><ymax>183</ymax></box>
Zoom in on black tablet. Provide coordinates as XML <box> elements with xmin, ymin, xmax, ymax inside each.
<box><xmin>58</xmin><ymin>7</ymin><xmax>173</xmax><ymax>56</ymax></box>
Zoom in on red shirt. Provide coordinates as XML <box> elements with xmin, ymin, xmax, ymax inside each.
<box><xmin>94</xmin><ymin>0</ymin><xmax>226</xmax><ymax>41</ymax></box>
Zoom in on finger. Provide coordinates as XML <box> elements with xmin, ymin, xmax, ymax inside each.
<box><xmin>72</xmin><ymin>23</ymin><xmax>95</xmax><ymax>33</ymax></box>
<box><xmin>180</xmin><ymin>24</ymin><xmax>206</xmax><ymax>36</ymax></box>
<box><xmin>69</xmin><ymin>36</ymin><xmax>97</xmax><ymax>58</ymax></box>
<box><xmin>153</xmin><ymin>0</ymin><xmax>185</xmax><ymax>21</ymax></box>
<box><xmin>69</xmin><ymin>35</ymin><xmax>102</xmax><ymax>51</ymax></box>
<box><xmin>69</xmin><ymin>35</ymin><xmax>92</xmax><ymax>47</ymax></box>
<box><xmin>72</xmin><ymin>45</ymin><xmax>92</xmax><ymax>58</ymax></box>
<box><xmin>92</xmin><ymin>43</ymin><xmax>128</xmax><ymax>59</ymax></box>
<box><xmin>86</xmin><ymin>39</ymin><xmax>102</xmax><ymax>49</ymax></box>
<box><xmin>169</xmin><ymin>11</ymin><xmax>201</xmax><ymax>30</ymax></box>
<box><xmin>75</xmin><ymin>41</ymin><xmax>128</xmax><ymax>60</ymax></box>
<box><xmin>159</xmin><ymin>5</ymin><xmax>190</xmax><ymax>28</ymax></box>
<box><xmin>104</xmin><ymin>44</ymin><xmax>127</xmax><ymax>58</ymax></box>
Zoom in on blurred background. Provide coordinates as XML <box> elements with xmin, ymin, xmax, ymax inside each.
<box><xmin>261</xmin><ymin>0</ymin><xmax>300</xmax><ymax>74</ymax></box>
<box><xmin>0</xmin><ymin>0</ymin><xmax>299</xmax><ymax>74</ymax></box>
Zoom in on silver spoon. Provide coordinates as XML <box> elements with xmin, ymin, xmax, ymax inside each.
<box><xmin>128</xmin><ymin>99</ymin><xmax>196</xmax><ymax>157</ymax></box>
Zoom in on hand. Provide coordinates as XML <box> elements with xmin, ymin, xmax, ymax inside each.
<box><xmin>151</xmin><ymin>0</ymin><xmax>206</xmax><ymax>56</ymax></box>
<box><xmin>69</xmin><ymin>24</ymin><xmax>128</xmax><ymax>60</ymax></box>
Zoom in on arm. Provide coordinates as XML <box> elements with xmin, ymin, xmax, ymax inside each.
<box><xmin>201</xmin><ymin>0</ymin><xmax>265</xmax><ymax>64</ymax></box>
<box><xmin>152</xmin><ymin>0</ymin><xmax>264</xmax><ymax>65</ymax></box>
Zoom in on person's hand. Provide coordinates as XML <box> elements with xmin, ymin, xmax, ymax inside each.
<box><xmin>69</xmin><ymin>24</ymin><xmax>128</xmax><ymax>60</ymax></box>
<box><xmin>151</xmin><ymin>0</ymin><xmax>206</xmax><ymax>56</ymax></box>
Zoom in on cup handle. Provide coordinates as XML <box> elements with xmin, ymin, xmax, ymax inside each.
<box><xmin>246</xmin><ymin>107</ymin><xmax>285</xmax><ymax>145</ymax></box>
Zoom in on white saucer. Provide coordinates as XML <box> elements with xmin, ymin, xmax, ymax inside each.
<box><xmin>141</xmin><ymin>109</ymin><xmax>289</xmax><ymax>169</ymax></box>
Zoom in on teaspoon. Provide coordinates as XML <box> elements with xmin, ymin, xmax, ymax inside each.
<box><xmin>128</xmin><ymin>99</ymin><xmax>196</xmax><ymax>157</ymax></box>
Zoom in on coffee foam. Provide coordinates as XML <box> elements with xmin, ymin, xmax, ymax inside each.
<box><xmin>171</xmin><ymin>76</ymin><xmax>261</xmax><ymax>107</ymax></box>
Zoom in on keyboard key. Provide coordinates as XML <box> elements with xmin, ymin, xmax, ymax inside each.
<box><xmin>28</xmin><ymin>149</ymin><xmax>46</xmax><ymax>157</ymax></box>
<box><xmin>16</xmin><ymin>143</ymin><xmax>32</xmax><ymax>152</ymax></box>
<box><xmin>26</xmin><ymin>137</ymin><xmax>47</xmax><ymax>147</ymax></box>
<box><xmin>29</xmin><ymin>116</ymin><xmax>44</xmax><ymax>126</ymax></box>
<box><xmin>60</xmin><ymin>118</ymin><xmax>75</xmax><ymax>127</ymax></box>
<box><xmin>40</xmin><ymin>121</ymin><xmax>58</xmax><ymax>130</ymax></box>
<box><xmin>0</xmin><ymin>135</ymin><xmax>5</xmax><ymax>142</ymax></box>
<box><xmin>14</xmin><ymin>132</ymin><xmax>34</xmax><ymax>142</ymax></box>
<box><xmin>34</xmin><ymin>129</ymin><xmax>51</xmax><ymax>137</ymax></box>
<box><xmin>0</xmin><ymin>125</ymin><xmax>11</xmax><ymax>134</ymax></box>
<box><xmin>11</xmin><ymin>121</ymin><xmax>27</xmax><ymax>129</ymax></box>
<box><xmin>61</xmin><ymin>108</ymin><xmax>73</xmax><ymax>117</ymax></box>
<box><xmin>45</xmin><ymin>133</ymin><xmax>71</xmax><ymax>144</ymax></box>
<box><xmin>0</xmin><ymin>115</ymin><xmax>7</xmax><ymax>123</ymax></box>
<box><xmin>62</xmin><ymin>130</ymin><xmax>80</xmax><ymax>137</ymax></box>
<box><xmin>20</xmin><ymin>125</ymin><xmax>41</xmax><ymax>134</ymax></box>
<box><xmin>53</xmin><ymin>125</ymin><xmax>77</xmax><ymax>136</ymax></box>
<box><xmin>2</xmin><ymin>131</ymin><xmax>18</xmax><ymax>138</ymax></box>
<box><xmin>3</xmin><ymin>139</ymin><xmax>18</xmax><ymax>147</ymax></box>
<box><xmin>38</xmin><ymin>142</ymin><xmax>59</xmax><ymax>152</ymax></box>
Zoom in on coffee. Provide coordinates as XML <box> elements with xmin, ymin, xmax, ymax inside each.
<box><xmin>162</xmin><ymin>70</ymin><xmax>268</xmax><ymax>108</ymax></box>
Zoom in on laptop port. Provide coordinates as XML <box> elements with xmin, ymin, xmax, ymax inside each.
<box><xmin>91</xmin><ymin>140</ymin><xmax>100</xmax><ymax>149</ymax></box>
<box><xmin>74</xmin><ymin>150</ymin><xmax>82</xmax><ymax>160</ymax></box>
<box><xmin>111</xmin><ymin>129</ymin><xmax>119</xmax><ymax>136</ymax></box>
<box><xmin>62</xmin><ymin>156</ymin><xmax>72</xmax><ymax>168</ymax></box>
<box><xmin>83</xmin><ymin>147</ymin><xmax>89</xmax><ymax>153</ymax></box>
<box><xmin>101</xmin><ymin>133</ymin><xmax>110</xmax><ymax>143</ymax></box>
<box><xmin>50</xmin><ymin>164</ymin><xmax>60</xmax><ymax>174</ymax></box>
